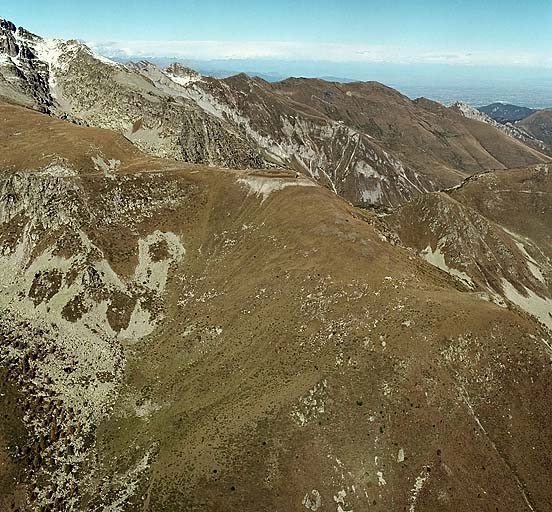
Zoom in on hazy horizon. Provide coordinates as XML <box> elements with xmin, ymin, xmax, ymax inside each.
<box><xmin>107</xmin><ymin>56</ymin><xmax>552</xmax><ymax>109</ymax></box>
<box><xmin>2</xmin><ymin>0</ymin><xmax>552</xmax><ymax>108</ymax></box>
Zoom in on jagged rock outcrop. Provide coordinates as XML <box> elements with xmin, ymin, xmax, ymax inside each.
<box><xmin>166</xmin><ymin>62</ymin><xmax>201</xmax><ymax>83</ymax></box>
<box><xmin>0</xmin><ymin>18</ymin><xmax>267</xmax><ymax>169</ymax></box>
<box><xmin>0</xmin><ymin>19</ymin><xmax>53</xmax><ymax>109</ymax></box>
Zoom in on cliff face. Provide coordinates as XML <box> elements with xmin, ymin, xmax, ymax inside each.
<box><xmin>0</xmin><ymin>19</ymin><xmax>53</xmax><ymax>109</ymax></box>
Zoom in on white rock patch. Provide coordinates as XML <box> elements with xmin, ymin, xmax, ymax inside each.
<box><xmin>237</xmin><ymin>175</ymin><xmax>316</xmax><ymax>203</ymax></box>
<box><xmin>134</xmin><ymin>230</ymin><xmax>186</xmax><ymax>293</ymax></box>
<box><xmin>409</xmin><ymin>469</ymin><xmax>430</xmax><ymax>512</ymax></box>
<box><xmin>421</xmin><ymin>243</ymin><xmax>474</xmax><ymax>289</ymax></box>
<box><xmin>501</xmin><ymin>279</ymin><xmax>552</xmax><ymax>329</ymax></box>
<box><xmin>303</xmin><ymin>489</ymin><xmax>322</xmax><ymax>511</ymax></box>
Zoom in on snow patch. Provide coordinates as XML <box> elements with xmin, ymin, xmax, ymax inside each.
<box><xmin>333</xmin><ymin>489</ymin><xmax>353</xmax><ymax>512</ymax></box>
<box><xmin>166</xmin><ymin>72</ymin><xmax>201</xmax><ymax>86</ymax></box>
<box><xmin>292</xmin><ymin>379</ymin><xmax>327</xmax><ymax>427</ymax></box>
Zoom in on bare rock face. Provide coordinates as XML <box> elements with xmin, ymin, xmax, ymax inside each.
<box><xmin>166</xmin><ymin>62</ymin><xmax>201</xmax><ymax>82</ymax></box>
<box><xmin>0</xmin><ymin>19</ymin><xmax>18</xmax><ymax>56</ymax></box>
<box><xmin>0</xmin><ymin>19</ymin><xmax>267</xmax><ymax>170</ymax></box>
<box><xmin>178</xmin><ymin>109</ymin><xmax>266</xmax><ymax>167</ymax></box>
<box><xmin>0</xmin><ymin>19</ymin><xmax>53</xmax><ymax>109</ymax></box>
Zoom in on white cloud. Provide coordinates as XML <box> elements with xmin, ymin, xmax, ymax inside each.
<box><xmin>86</xmin><ymin>39</ymin><xmax>552</xmax><ymax>68</ymax></box>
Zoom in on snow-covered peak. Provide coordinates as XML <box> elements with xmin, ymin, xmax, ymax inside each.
<box><xmin>1</xmin><ymin>17</ymin><xmax>119</xmax><ymax>71</ymax></box>
<box><xmin>31</xmin><ymin>37</ymin><xmax>65</xmax><ymax>68</ymax></box>
<box><xmin>0</xmin><ymin>18</ymin><xmax>120</xmax><ymax>110</ymax></box>
<box><xmin>31</xmin><ymin>37</ymin><xmax>118</xmax><ymax>70</ymax></box>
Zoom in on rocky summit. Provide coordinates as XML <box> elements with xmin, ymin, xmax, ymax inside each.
<box><xmin>0</xmin><ymin>15</ymin><xmax>551</xmax><ymax>512</ymax></box>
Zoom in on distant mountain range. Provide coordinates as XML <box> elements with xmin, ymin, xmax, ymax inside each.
<box><xmin>478</xmin><ymin>102</ymin><xmax>536</xmax><ymax>123</ymax></box>
<box><xmin>1</xmin><ymin>17</ymin><xmax>548</xmax><ymax>207</ymax></box>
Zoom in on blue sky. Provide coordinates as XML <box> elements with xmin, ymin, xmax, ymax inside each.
<box><xmin>2</xmin><ymin>0</ymin><xmax>551</xmax><ymax>67</ymax></box>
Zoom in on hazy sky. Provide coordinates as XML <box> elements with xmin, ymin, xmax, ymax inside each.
<box><xmin>2</xmin><ymin>0</ymin><xmax>552</xmax><ymax>68</ymax></box>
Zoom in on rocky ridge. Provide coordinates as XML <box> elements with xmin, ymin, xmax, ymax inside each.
<box><xmin>452</xmin><ymin>101</ymin><xmax>551</xmax><ymax>156</ymax></box>
<box><xmin>1</xmin><ymin>17</ymin><xmax>549</xmax><ymax>208</ymax></box>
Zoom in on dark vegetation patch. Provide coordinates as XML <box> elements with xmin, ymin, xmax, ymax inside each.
<box><xmin>106</xmin><ymin>291</ymin><xmax>136</xmax><ymax>332</ymax></box>
<box><xmin>149</xmin><ymin>239</ymin><xmax>171</xmax><ymax>262</ymax></box>
<box><xmin>61</xmin><ymin>292</ymin><xmax>91</xmax><ymax>322</ymax></box>
<box><xmin>28</xmin><ymin>270</ymin><xmax>63</xmax><ymax>305</ymax></box>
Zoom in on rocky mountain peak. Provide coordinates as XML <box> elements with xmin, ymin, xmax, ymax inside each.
<box><xmin>166</xmin><ymin>62</ymin><xmax>200</xmax><ymax>78</ymax></box>
<box><xmin>0</xmin><ymin>17</ymin><xmax>22</xmax><ymax>57</ymax></box>
<box><xmin>0</xmin><ymin>17</ymin><xmax>16</xmax><ymax>33</ymax></box>
<box><xmin>451</xmin><ymin>100</ymin><xmax>490</xmax><ymax>122</ymax></box>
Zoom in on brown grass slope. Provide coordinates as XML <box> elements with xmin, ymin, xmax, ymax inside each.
<box><xmin>225</xmin><ymin>75</ymin><xmax>547</xmax><ymax>180</ymax></box>
<box><xmin>274</xmin><ymin>80</ymin><xmax>546</xmax><ymax>172</ymax></box>
<box><xmin>518</xmin><ymin>109</ymin><xmax>552</xmax><ymax>147</ymax></box>
<box><xmin>0</xmin><ymin>102</ymin><xmax>551</xmax><ymax>511</ymax></box>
